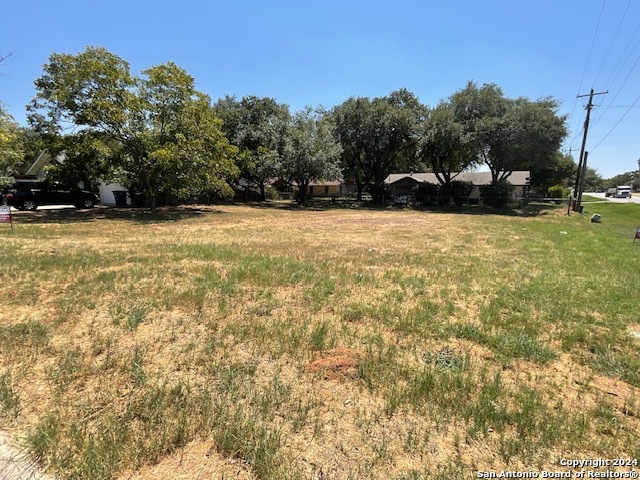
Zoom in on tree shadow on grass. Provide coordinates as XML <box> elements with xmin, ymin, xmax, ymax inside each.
<box><xmin>8</xmin><ymin>205</ymin><xmax>225</xmax><ymax>225</ymax></box>
<box><xmin>7</xmin><ymin>201</ymin><xmax>561</xmax><ymax>226</ymax></box>
<box><xmin>244</xmin><ymin>199</ymin><xmax>370</xmax><ymax>212</ymax></box>
<box><xmin>419</xmin><ymin>202</ymin><xmax>563</xmax><ymax>217</ymax></box>
<box><xmin>243</xmin><ymin>199</ymin><xmax>562</xmax><ymax>217</ymax></box>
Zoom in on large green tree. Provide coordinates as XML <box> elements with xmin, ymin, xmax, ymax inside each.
<box><xmin>584</xmin><ymin>167</ymin><xmax>606</xmax><ymax>192</ymax></box>
<box><xmin>0</xmin><ymin>104</ymin><xmax>23</xmax><ymax>190</ymax></box>
<box><xmin>528</xmin><ymin>152</ymin><xmax>576</xmax><ymax>195</ymax></box>
<box><xmin>331</xmin><ymin>97</ymin><xmax>373</xmax><ymax>200</ymax></box>
<box><xmin>450</xmin><ymin>82</ymin><xmax>567</xmax><ymax>183</ymax></box>
<box><xmin>214</xmin><ymin>95</ymin><xmax>290</xmax><ymax>200</ymax></box>
<box><xmin>603</xmin><ymin>170</ymin><xmax>640</xmax><ymax>190</ymax></box>
<box><xmin>28</xmin><ymin>47</ymin><xmax>238</xmax><ymax>208</ymax></box>
<box><xmin>282</xmin><ymin>107</ymin><xmax>342</xmax><ymax>204</ymax></box>
<box><xmin>418</xmin><ymin>102</ymin><xmax>478</xmax><ymax>193</ymax></box>
<box><xmin>332</xmin><ymin>89</ymin><xmax>426</xmax><ymax>203</ymax></box>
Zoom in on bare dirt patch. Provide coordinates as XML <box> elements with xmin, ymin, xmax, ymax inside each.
<box><xmin>304</xmin><ymin>348</ymin><xmax>365</xmax><ymax>380</ymax></box>
<box><xmin>628</xmin><ymin>323</ymin><xmax>640</xmax><ymax>341</ymax></box>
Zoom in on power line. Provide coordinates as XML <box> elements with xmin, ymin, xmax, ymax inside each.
<box><xmin>590</xmin><ymin>50</ymin><xmax>640</xmax><ymax>130</ymax></box>
<box><xmin>597</xmin><ymin>104</ymin><xmax>640</xmax><ymax>108</ymax></box>
<box><xmin>591</xmin><ymin>92</ymin><xmax>640</xmax><ymax>151</ymax></box>
<box><xmin>567</xmin><ymin>0</ymin><xmax>608</xmax><ymax>149</ymax></box>
<box><xmin>577</xmin><ymin>0</ymin><xmax>608</xmax><ymax>97</ymax></box>
<box><xmin>602</xmin><ymin>20</ymin><xmax>640</xmax><ymax>91</ymax></box>
<box><xmin>593</xmin><ymin>0</ymin><xmax>633</xmax><ymax>87</ymax></box>
<box><xmin>565</xmin><ymin>113</ymin><xmax>585</xmax><ymax>150</ymax></box>
<box><xmin>591</xmin><ymin>9</ymin><xmax>640</xmax><ymax>132</ymax></box>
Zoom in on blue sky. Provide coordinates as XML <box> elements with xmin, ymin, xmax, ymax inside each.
<box><xmin>1</xmin><ymin>0</ymin><xmax>639</xmax><ymax>178</ymax></box>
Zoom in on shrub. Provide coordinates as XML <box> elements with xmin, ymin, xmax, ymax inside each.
<box><xmin>547</xmin><ymin>185</ymin><xmax>570</xmax><ymax>204</ymax></box>
<box><xmin>264</xmin><ymin>186</ymin><xmax>280</xmax><ymax>200</ymax></box>
<box><xmin>415</xmin><ymin>182</ymin><xmax>440</xmax><ymax>205</ymax></box>
<box><xmin>447</xmin><ymin>180</ymin><xmax>474</xmax><ymax>206</ymax></box>
<box><xmin>480</xmin><ymin>180</ymin><xmax>515</xmax><ymax>208</ymax></box>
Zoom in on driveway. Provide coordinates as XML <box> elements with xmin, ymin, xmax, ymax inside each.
<box><xmin>9</xmin><ymin>205</ymin><xmax>76</xmax><ymax>212</ymax></box>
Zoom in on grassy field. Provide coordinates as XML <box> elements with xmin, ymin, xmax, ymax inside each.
<box><xmin>0</xmin><ymin>200</ymin><xmax>639</xmax><ymax>479</ymax></box>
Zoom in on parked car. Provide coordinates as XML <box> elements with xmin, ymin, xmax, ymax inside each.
<box><xmin>6</xmin><ymin>181</ymin><xmax>100</xmax><ymax>211</ymax></box>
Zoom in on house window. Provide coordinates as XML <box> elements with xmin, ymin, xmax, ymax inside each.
<box><xmin>309</xmin><ymin>186</ymin><xmax>314</xmax><ymax>194</ymax></box>
<box><xmin>324</xmin><ymin>186</ymin><xmax>329</xmax><ymax>195</ymax></box>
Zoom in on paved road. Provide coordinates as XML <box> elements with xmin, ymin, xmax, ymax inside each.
<box><xmin>583</xmin><ymin>192</ymin><xmax>640</xmax><ymax>204</ymax></box>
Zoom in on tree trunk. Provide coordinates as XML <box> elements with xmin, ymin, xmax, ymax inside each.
<box><xmin>297</xmin><ymin>181</ymin><xmax>308</xmax><ymax>204</ymax></box>
<box><xmin>144</xmin><ymin>175</ymin><xmax>157</xmax><ymax>211</ymax></box>
<box><xmin>490</xmin><ymin>167</ymin><xmax>498</xmax><ymax>184</ymax></box>
<box><xmin>371</xmin><ymin>183</ymin><xmax>385</xmax><ymax>204</ymax></box>
<box><xmin>259</xmin><ymin>183</ymin><xmax>266</xmax><ymax>202</ymax></box>
<box><xmin>128</xmin><ymin>188</ymin><xmax>137</xmax><ymax>207</ymax></box>
<box><xmin>432</xmin><ymin>158</ymin><xmax>451</xmax><ymax>205</ymax></box>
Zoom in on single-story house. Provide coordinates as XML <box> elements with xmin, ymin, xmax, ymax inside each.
<box><xmin>269</xmin><ymin>179</ymin><xmax>350</xmax><ymax>199</ymax></box>
<box><xmin>385</xmin><ymin>171</ymin><xmax>531</xmax><ymax>200</ymax></box>
<box><xmin>306</xmin><ymin>180</ymin><xmax>345</xmax><ymax>197</ymax></box>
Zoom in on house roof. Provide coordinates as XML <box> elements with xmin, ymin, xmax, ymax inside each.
<box><xmin>385</xmin><ymin>171</ymin><xmax>530</xmax><ymax>186</ymax></box>
<box><xmin>26</xmin><ymin>151</ymin><xmax>52</xmax><ymax>176</ymax></box>
<box><xmin>26</xmin><ymin>150</ymin><xmax>66</xmax><ymax>176</ymax></box>
<box><xmin>267</xmin><ymin>179</ymin><xmax>343</xmax><ymax>187</ymax></box>
<box><xmin>308</xmin><ymin>180</ymin><xmax>342</xmax><ymax>187</ymax></box>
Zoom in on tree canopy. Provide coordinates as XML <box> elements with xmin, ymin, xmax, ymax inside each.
<box><xmin>331</xmin><ymin>97</ymin><xmax>373</xmax><ymax>200</ymax></box>
<box><xmin>450</xmin><ymin>81</ymin><xmax>567</xmax><ymax>184</ymax></box>
<box><xmin>332</xmin><ymin>89</ymin><xmax>426</xmax><ymax>203</ymax></box>
<box><xmin>603</xmin><ymin>169</ymin><xmax>640</xmax><ymax>190</ymax></box>
<box><xmin>528</xmin><ymin>151</ymin><xmax>576</xmax><ymax>195</ymax></box>
<box><xmin>15</xmin><ymin>46</ymin><xmax>574</xmax><ymax>207</ymax></box>
<box><xmin>418</xmin><ymin>102</ymin><xmax>478</xmax><ymax>191</ymax></box>
<box><xmin>0</xmin><ymin>104</ymin><xmax>24</xmax><ymax>189</ymax></box>
<box><xmin>214</xmin><ymin>95</ymin><xmax>290</xmax><ymax>200</ymax></box>
<box><xmin>282</xmin><ymin>107</ymin><xmax>342</xmax><ymax>204</ymax></box>
<box><xmin>28</xmin><ymin>46</ymin><xmax>238</xmax><ymax>208</ymax></box>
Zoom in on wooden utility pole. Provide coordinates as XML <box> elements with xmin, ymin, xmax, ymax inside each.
<box><xmin>573</xmin><ymin>88</ymin><xmax>607</xmax><ymax>212</ymax></box>
<box><xmin>577</xmin><ymin>151</ymin><xmax>588</xmax><ymax>210</ymax></box>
